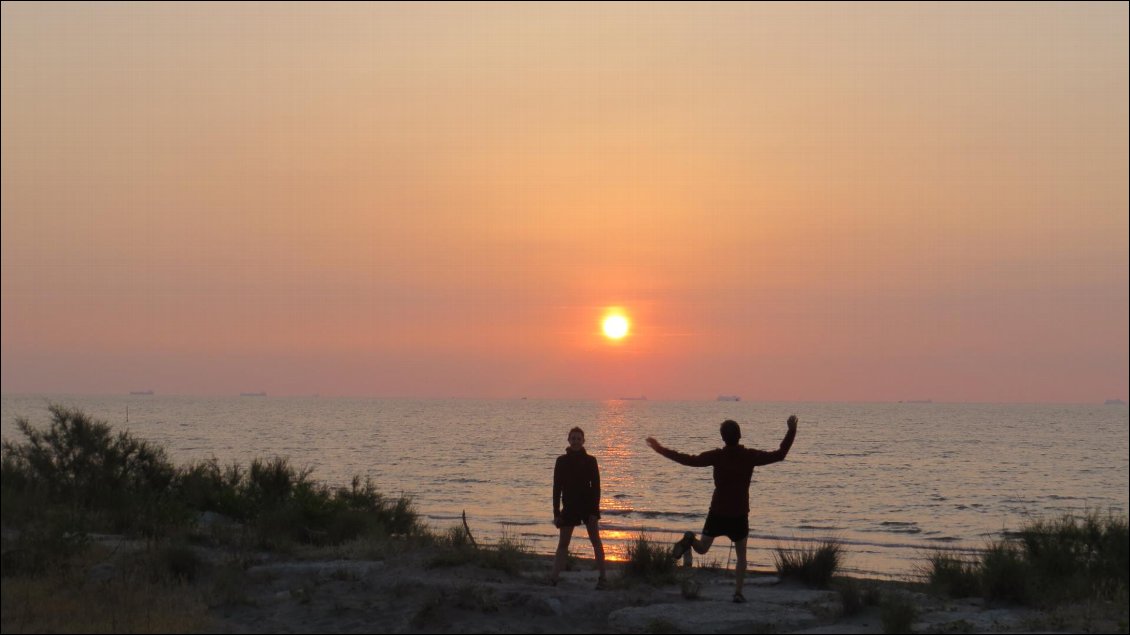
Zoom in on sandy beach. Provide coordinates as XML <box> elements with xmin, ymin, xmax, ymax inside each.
<box><xmin>202</xmin><ymin>554</ymin><xmax>1104</xmax><ymax>634</ymax></box>
<box><xmin>5</xmin><ymin>531</ymin><xmax>1117</xmax><ymax>635</ymax></box>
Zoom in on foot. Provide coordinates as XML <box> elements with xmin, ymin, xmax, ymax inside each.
<box><xmin>672</xmin><ymin>531</ymin><xmax>696</xmax><ymax>559</ymax></box>
<box><xmin>732</xmin><ymin>591</ymin><xmax>746</xmax><ymax>604</ymax></box>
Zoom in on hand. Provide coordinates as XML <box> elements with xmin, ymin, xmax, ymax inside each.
<box><xmin>787</xmin><ymin>415</ymin><xmax>798</xmax><ymax>431</ymax></box>
<box><xmin>646</xmin><ymin>437</ymin><xmax>662</xmax><ymax>452</ymax></box>
<box><xmin>553</xmin><ymin>514</ymin><xmax>561</xmax><ymax>528</ymax></box>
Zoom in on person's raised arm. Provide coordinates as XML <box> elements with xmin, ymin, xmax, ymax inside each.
<box><xmin>646</xmin><ymin>437</ymin><xmax>714</xmax><ymax>467</ymax></box>
<box><xmin>750</xmin><ymin>415</ymin><xmax>798</xmax><ymax>466</ymax></box>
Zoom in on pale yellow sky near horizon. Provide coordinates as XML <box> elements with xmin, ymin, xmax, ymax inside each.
<box><xmin>2</xmin><ymin>2</ymin><xmax>1127</xmax><ymax>401</ymax></box>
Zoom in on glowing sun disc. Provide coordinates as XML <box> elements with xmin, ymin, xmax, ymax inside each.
<box><xmin>603</xmin><ymin>315</ymin><xmax>630</xmax><ymax>340</ymax></box>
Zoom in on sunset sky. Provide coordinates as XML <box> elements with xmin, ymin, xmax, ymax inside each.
<box><xmin>2</xmin><ymin>3</ymin><xmax>1127</xmax><ymax>402</ymax></box>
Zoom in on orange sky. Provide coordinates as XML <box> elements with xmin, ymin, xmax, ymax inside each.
<box><xmin>2</xmin><ymin>2</ymin><xmax>1127</xmax><ymax>402</ymax></box>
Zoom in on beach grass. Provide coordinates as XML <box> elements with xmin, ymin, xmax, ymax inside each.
<box><xmin>426</xmin><ymin>526</ymin><xmax>532</xmax><ymax>575</ymax></box>
<box><xmin>773</xmin><ymin>539</ymin><xmax>843</xmax><ymax>589</ymax></box>
<box><xmin>1</xmin><ymin>542</ymin><xmax>212</xmax><ymax>633</ymax></box>
<box><xmin>879</xmin><ymin>591</ymin><xmax>918</xmax><ymax>633</ymax></box>
<box><xmin>622</xmin><ymin>533</ymin><xmax>677</xmax><ymax>585</ymax></box>
<box><xmin>921</xmin><ymin>550</ymin><xmax>982</xmax><ymax>598</ymax></box>
<box><xmin>922</xmin><ymin>510</ymin><xmax>1129</xmax><ymax>609</ymax></box>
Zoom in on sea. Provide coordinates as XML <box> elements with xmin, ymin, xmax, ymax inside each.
<box><xmin>2</xmin><ymin>395</ymin><xmax>1127</xmax><ymax>579</ymax></box>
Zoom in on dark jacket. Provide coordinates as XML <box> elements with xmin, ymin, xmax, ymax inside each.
<box><xmin>553</xmin><ymin>448</ymin><xmax>601</xmax><ymax>520</ymax></box>
<box><xmin>654</xmin><ymin>426</ymin><xmax>795</xmax><ymax>516</ymax></box>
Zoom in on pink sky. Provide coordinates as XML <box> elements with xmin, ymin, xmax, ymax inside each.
<box><xmin>2</xmin><ymin>3</ymin><xmax>1127</xmax><ymax>402</ymax></box>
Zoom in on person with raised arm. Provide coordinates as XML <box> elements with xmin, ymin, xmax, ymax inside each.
<box><xmin>646</xmin><ymin>415</ymin><xmax>798</xmax><ymax>603</ymax></box>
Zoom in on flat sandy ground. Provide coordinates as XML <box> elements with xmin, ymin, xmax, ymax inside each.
<box><xmin>194</xmin><ymin>545</ymin><xmax>1088</xmax><ymax>633</ymax></box>
<box><xmin>4</xmin><ymin>534</ymin><xmax>1123</xmax><ymax>634</ymax></box>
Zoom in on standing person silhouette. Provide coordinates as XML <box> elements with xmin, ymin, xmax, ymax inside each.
<box><xmin>550</xmin><ymin>426</ymin><xmax>607</xmax><ymax>588</ymax></box>
<box><xmin>646</xmin><ymin>415</ymin><xmax>797</xmax><ymax>603</ymax></box>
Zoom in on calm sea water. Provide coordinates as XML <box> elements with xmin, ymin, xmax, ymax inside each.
<box><xmin>3</xmin><ymin>395</ymin><xmax>1127</xmax><ymax>578</ymax></box>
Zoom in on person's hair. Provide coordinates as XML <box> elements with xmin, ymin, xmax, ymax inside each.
<box><xmin>568</xmin><ymin>426</ymin><xmax>585</xmax><ymax>439</ymax></box>
<box><xmin>720</xmin><ymin>420</ymin><xmax>741</xmax><ymax>446</ymax></box>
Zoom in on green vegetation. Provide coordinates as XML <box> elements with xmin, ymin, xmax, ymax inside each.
<box><xmin>922</xmin><ymin>511</ymin><xmax>1129</xmax><ymax>609</ymax></box>
<box><xmin>622</xmin><ymin>533</ymin><xmax>677</xmax><ymax>585</ymax></box>
<box><xmin>773</xmin><ymin>539</ymin><xmax>843</xmax><ymax>589</ymax></box>
<box><xmin>1</xmin><ymin>406</ymin><xmax>425</xmax><ymax>575</ymax></box>
<box><xmin>426</xmin><ymin>525</ymin><xmax>533</xmax><ymax>575</ymax></box>
<box><xmin>834</xmin><ymin>577</ymin><xmax>881</xmax><ymax>617</ymax></box>
<box><xmin>921</xmin><ymin>550</ymin><xmax>982</xmax><ymax>599</ymax></box>
<box><xmin>880</xmin><ymin>591</ymin><xmax>918</xmax><ymax>633</ymax></box>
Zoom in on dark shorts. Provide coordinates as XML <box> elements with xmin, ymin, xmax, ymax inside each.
<box><xmin>703</xmin><ymin>513</ymin><xmax>749</xmax><ymax>542</ymax></box>
<box><xmin>558</xmin><ymin>509</ymin><xmax>600</xmax><ymax>527</ymax></box>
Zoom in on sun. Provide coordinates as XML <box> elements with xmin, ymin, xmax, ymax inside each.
<box><xmin>602</xmin><ymin>313</ymin><xmax>630</xmax><ymax>340</ymax></box>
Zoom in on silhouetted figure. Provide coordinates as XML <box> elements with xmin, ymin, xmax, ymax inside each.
<box><xmin>646</xmin><ymin>415</ymin><xmax>797</xmax><ymax>603</ymax></box>
<box><xmin>550</xmin><ymin>426</ymin><xmax>607</xmax><ymax>588</ymax></box>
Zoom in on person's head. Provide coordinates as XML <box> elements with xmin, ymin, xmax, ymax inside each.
<box><xmin>720</xmin><ymin>419</ymin><xmax>741</xmax><ymax>446</ymax></box>
<box><xmin>567</xmin><ymin>426</ymin><xmax>585</xmax><ymax>450</ymax></box>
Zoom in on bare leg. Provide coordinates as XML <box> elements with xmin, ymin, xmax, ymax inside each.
<box><xmin>734</xmin><ymin>537</ymin><xmax>748</xmax><ymax>596</ymax></box>
<box><xmin>550</xmin><ymin>525</ymin><xmax>575</xmax><ymax>583</ymax></box>
<box><xmin>584</xmin><ymin>516</ymin><xmax>606</xmax><ymax>581</ymax></box>
<box><xmin>692</xmin><ymin>534</ymin><xmax>715</xmax><ymax>554</ymax></box>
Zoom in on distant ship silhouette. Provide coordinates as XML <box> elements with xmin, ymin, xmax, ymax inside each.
<box><xmin>716</xmin><ymin>395</ymin><xmax>740</xmax><ymax>402</ymax></box>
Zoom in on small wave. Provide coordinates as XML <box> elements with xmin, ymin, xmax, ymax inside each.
<box><xmin>870</xmin><ymin>521</ymin><xmax>922</xmax><ymax>535</ymax></box>
<box><xmin>612</xmin><ymin>493</ymin><xmax>631</xmax><ymax>499</ymax></box>
<box><xmin>795</xmin><ymin>524</ymin><xmax>844</xmax><ymax>531</ymax></box>
<box><xmin>601</xmin><ymin>509</ymin><xmax>703</xmax><ymax>520</ymax></box>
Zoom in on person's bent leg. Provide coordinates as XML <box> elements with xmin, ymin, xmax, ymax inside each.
<box><xmin>693</xmin><ymin>534</ymin><xmax>715</xmax><ymax>554</ymax></box>
<box><xmin>551</xmin><ymin>525</ymin><xmax>575</xmax><ymax>584</ymax></box>
<box><xmin>585</xmin><ymin>516</ymin><xmax>607</xmax><ymax>584</ymax></box>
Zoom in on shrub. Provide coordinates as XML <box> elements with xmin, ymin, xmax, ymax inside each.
<box><xmin>980</xmin><ymin>539</ymin><xmax>1031</xmax><ymax>604</ymax></box>
<box><xmin>427</xmin><ymin>529</ymin><xmax>530</xmax><ymax>575</ymax></box>
<box><xmin>478</xmin><ymin>530</ymin><xmax>530</xmax><ymax>575</ymax></box>
<box><xmin>1018</xmin><ymin>511</ymin><xmax>1129</xmax><ymax>602</ymax></box>
<box><xmin>774</xmin><ymin>540</ymin><xmax>842</xmax><ymax>588</ymax></box>
<box><xmin>836</xmin><ymin>578</ymin><xmax>864</xmax><ymax>616</ymax></box>
<box><xmin>623</xmin><ymin>533</ymin><xmax>676</xmax><ymax>585</ymax></box>
<box><xmin>1</xmin><ymin>405</ymin><xmax>180</xmax><ymax>535</ymax></box>
<box><xmin>2</xmin><ymin>407</ymin><xmax>424</xmax><ymax>553</ymax></box>
<box><xmin>880</xmin><ymin>592</ymin><xmax>918</xmax><ymax>633</ymax></box>
<box><xmin>922</xmin><ymin>551</ymin><xmax>981</xmax><ymax>598</ymax></box>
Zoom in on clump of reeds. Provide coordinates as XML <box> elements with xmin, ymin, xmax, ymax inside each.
<box><xmin>921</xmin><ymin>510</ymin><xmax>1129</xmax><ymax>609</ymax></box>
<box><xmin>879</xmin><ymin>591</ymin><xmax>918</xmax><ymax>633</ymax></box>
<box><xmin>622</xmin><ymin>533</ymin><xmax>677</xmax><ymax>585</ymax></box>
<box><xmin>774</xmin><ymin>539</ymin><xmax>843</xmax><ymax>589</ymax></box>
<box><xmin>426</xmin><ymin>527</ymin><xmax>531</xmax><ymax>576</ymax></box>
<box><xmin>920</xmin><ymin>550</ymin><xmax>982</xmax><ymax>599</ymax></box>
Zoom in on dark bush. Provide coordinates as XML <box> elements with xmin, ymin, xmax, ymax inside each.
<box><xmin>2</xmin><ymin>406</ymin><xmax>423</xmax><ymax>555</ymax></box>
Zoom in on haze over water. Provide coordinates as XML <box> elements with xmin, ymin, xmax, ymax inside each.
<box><xmin>4</xmin><ymin>395</ymin><xmax>1126</xmax><ymax>578</ymax></box>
